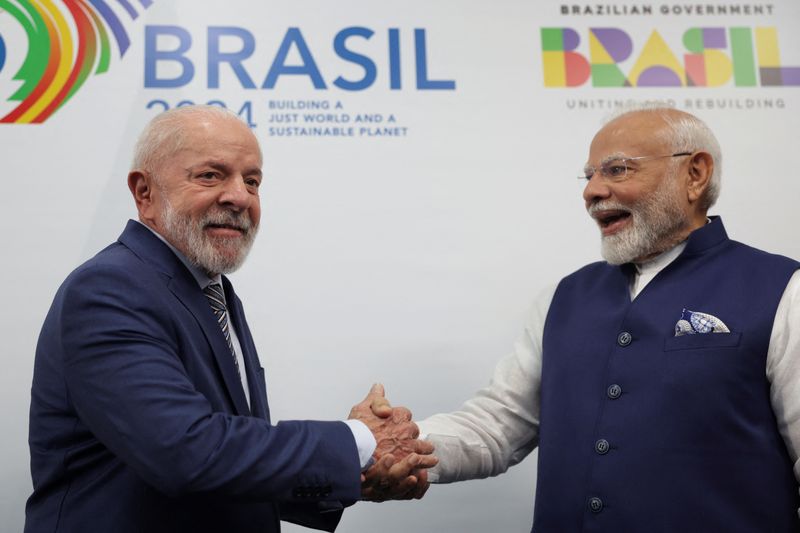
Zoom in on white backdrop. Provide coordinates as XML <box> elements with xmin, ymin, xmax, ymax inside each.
<box><xmin>2</xmin><ymin>1</ymin><xmax>800</xmax><ymax>531</ymax></box>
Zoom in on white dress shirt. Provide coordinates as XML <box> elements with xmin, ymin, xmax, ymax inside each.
<box><xmin>418</xmin><ymin>244</ymin><xmax>800</xmax><ymax>507</ymax></box>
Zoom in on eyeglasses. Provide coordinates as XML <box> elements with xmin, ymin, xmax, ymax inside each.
<box><xmin>580</xmin><ymin>152</ymin><xmax>693</xmax><ymax>182</ymax></box>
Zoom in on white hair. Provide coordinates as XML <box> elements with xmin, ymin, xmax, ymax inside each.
<box><xmin>131</xmin><ymin>105</ymin><xmax>259</xmax><ymax>174</ymax></box>
<box><xmin>605</xmin><ymin>103</ymin><xmax>722</xmax><ymax>210</ymax></box>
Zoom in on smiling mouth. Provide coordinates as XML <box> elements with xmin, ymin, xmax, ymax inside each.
<box><xmin>205</xmin><ymin>223</ymin><xmax>246</xmax><ymax>235</ymax></box>
<box><xmin>593</xmin><ymin>209</ymin><xmax>631</xmax><ymax>235</ymax></box>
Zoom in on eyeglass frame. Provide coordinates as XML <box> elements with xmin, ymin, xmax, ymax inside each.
<box><xmin>580</xmin><ymin>152</ymin><xmax>694</xmax><ymax>182</ymax></box>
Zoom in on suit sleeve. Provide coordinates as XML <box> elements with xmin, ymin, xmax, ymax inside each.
<box><xmin>57</xmin><ymin>262</ymin><xmax>362</xmax><ymax>503</ymax></box>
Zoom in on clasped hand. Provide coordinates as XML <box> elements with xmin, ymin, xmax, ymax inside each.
<box><xmin>348</xmin><ymin>384</ymin><xmax>437</xmax><ymax>502</ymax></box>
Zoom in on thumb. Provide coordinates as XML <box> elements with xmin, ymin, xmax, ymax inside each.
<box><xmin>368</xmin><ymin>383</ymin><xmax>392</xmax><ymax>418</ymax></box>
<box><xmin>369</xmin><ymin>383</ymin><xmax>385</xmax><ymax>397</ymax></box>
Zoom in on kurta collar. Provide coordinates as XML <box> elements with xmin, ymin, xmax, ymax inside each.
<box><xmin>623</xmin><ymin>217</ymin><xmax>727</xmax><ymax>296</ymax></box>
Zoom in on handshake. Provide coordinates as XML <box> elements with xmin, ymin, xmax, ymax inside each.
<box><xmin>348</xmin><ymin>384</ymin><xmax>437</xmax><ymax>502</ymax></box>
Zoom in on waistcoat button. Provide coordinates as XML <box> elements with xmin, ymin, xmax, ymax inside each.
<box><xmin>588</xmin><ymin>497</ymin><xmax>603</xmax><ymax>513</ymax></box>
<box><xmin>607</xmin><ymin>384</ymin><xmax>622</xmax><ymax>399</ymax></box>
<box><xmin>617</xmin><ymin>331</ymin><xmax>632</xmax><ymax>346</ymax></box>
<box><xmin>595</xmin><ymin>439</ymin><xmax>610</xmax><ymax>455</ymax></box>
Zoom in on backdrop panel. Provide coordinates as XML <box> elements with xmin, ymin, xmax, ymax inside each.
<box><xmin>2</xmin><ymin>1</ymin><xmax>798</xmax><ymax>531</ymax></box>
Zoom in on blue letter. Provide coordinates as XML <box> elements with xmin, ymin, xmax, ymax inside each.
<box><xmin>332</xmin><ymin>27</ymin><xmax>376</xmax><ymax>91</ymax></box>
<box><xmin>262</xmin><ymin>28</ymin><xmax>326</xmax><ymax>89</ymax></box>
<box><xmin>144</xmin><ymin>25</ymin><xmax>194</xmax><ymax>88</ymax></box>
<box><xmin>208</xmin><ymin>27</ymin><xmax>256</xmax><ymax>89</ymax></box>
<box><xmin>388</xmin><ymin>28</ymin><xmax>401</xmax><ymax>89</ymax></box>
<box><xmin>0</xmin><ymin>34</ymin><xmax>5</xmax><ymax>73</ymax></box>
<box><xmin>415</xmin><ymin>29</ymin><xmax>455</xmax><ymax>90</ymax></box>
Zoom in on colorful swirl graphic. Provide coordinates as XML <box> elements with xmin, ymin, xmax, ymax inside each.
<box><xmin>0</xmin><ymin>0</ymin><xmax>154</xmax><ymax>124</ymax></box>
<box><xmin>0</xmin><ymin>34</ymin><xmax>6</xmax><ymax>72</ymax></box>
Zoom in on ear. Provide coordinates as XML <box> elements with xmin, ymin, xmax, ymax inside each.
<box><xmin>128</xmin><ymin>170</ymin><xmax>156</xmax><ymax>222</ymax></box>
<box><xmin>685</xmin><ymin>151</ymin><xmax>713</xmax><ymax>205</ymax></box>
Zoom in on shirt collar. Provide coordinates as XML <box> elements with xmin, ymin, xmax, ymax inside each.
<box><xmin>634</xmin><ymin>241</ymin><xmax>686</xmax><ymax>276</ymax></box>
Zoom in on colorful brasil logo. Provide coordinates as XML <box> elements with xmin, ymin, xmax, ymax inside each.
<box><xmin>0</xmin><ymin>0</ymin><xmax>154</xmax><ymax>124</ymax></box>
<box><xmin>542</xmin><ymin>27</ymin><xmax>800</xmax><ymax>87</ymax></box>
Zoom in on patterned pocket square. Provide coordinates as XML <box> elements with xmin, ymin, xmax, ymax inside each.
<box><xmin>674</xmin><ymin>308</ymin><xmax>730</xmax><ymax>336</ymax></box>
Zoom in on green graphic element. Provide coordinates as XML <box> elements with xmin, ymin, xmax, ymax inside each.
<box><xmin>0</xmin><ymin>0</ymin><xmax>49</xmax><ymax>101</ymax></box>
<box><xmin>682</xmin><ymin>28</ymin><xmax>703</xmax><ymax>53</ymax></box>
<box><xmin>591</xmin><ymin>64</ymin><xmax>628</xmax><ymax>87</ymax></box>
<box><xmin>730</xmin><ymin>28</ymin><xmax>757</xmax><ymax>86</ymax></box>
<box><xmin>86</xmin><ymin>5</ymin><xmax>111</xmax><ymax>74</ymax></box>
<box><xmin>541</xmin><ymin>28</ymin><xmax>564</xmax><ymax>51</ymax></box>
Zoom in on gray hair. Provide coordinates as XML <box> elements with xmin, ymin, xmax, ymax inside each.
<box><xmin>131</xmin><ymin>105</ymin><xmax>259</xmax><ymax>175</ymax></box>
<box><xmin>606</xmin><ymin>103</ymin><xmax>722</xmax><ymax>210</ymax></box>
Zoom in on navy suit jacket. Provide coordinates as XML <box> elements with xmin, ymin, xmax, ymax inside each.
<box><xmin>26</xmin><ymin>220</ymin><xmax>361</xmax><ymax>533</ymax></box>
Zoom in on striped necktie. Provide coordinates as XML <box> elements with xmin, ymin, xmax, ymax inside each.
<box><xmin>203</xmin><ymin>283</ymin><xmax>241</xmax><ymax>378</ymax></box>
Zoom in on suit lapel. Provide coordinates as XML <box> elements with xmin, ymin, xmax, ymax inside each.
<box><xmin>118</xmin><ymin>220</ymin><xmax>251</xmax><ymax>416</ymax></box>
<box><xmin>169</xmin><ymin>275</ymin><xmax>252</xmax><ymax>416</ymax></box>
<box><xmin>223</xmin><ymin>278</ymin><xmax>270</xmax><ymax>421</ymax></box>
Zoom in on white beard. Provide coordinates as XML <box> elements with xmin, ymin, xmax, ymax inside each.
<box><xmin>592</xmin><ymin>174</ymin><xmax>689</xmax><ymax>265</ymax></box>
<box><xmin>160</xmin><ymin>198</ymin><xmax>258</xmax><ymax>275</ymax></box>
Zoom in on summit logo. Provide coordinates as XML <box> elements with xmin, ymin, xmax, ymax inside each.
<box><xmin>542</xmin><ymin>27</ymin><xmax>800</xmax><ymax>88</ymax></box>
<box><xmin>0</xmin><ymin>0</ymin><xmax>155</xmax><ymax>124</ymax></box>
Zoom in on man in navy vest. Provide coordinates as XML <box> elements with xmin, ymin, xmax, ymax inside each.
<box><xmin>417</xmin><ymin>107</ymin><xmax>800</xmax><ymax>531</ymax></box>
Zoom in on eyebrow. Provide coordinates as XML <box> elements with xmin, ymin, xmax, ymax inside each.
<box><xmin>584</xmin><ymin>152</ymin><xmax>630</xmax><ymax>173</ymax></box>
<box><xmin>186</xmin><ymin>161</ymin><xmax>263</xmax><ymax>178</ymax></box>
<box><xmin>599</xmin><ymin>152</ymin><xmax>629</xmax><ymax>166</ymax></box>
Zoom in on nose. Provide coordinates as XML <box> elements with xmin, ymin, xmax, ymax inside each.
<box><xmin>582</xmin><ymin>175</ymin><xmax>612</xmax><ymax>207</ymax></box>
<box><xmin>218</xmin><ymin>175</ymin><xmax>252</xmax><ymax>211</ymax></box>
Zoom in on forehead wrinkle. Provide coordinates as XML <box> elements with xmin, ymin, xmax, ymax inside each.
<box><xmin>193</xmin><ymin>160</ymin><xmax>232</xmax><ymax>171</ymax></box>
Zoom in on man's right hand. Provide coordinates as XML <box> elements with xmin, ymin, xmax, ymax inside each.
<box><xmin>348</xmin><ymin>384</ymin><xmax>437</xmax><ymax>501</ymax></box>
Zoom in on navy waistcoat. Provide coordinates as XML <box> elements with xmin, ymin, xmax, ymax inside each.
<box><xmin>533</xmin><ymin>218</ymin><xmax>800</xmax><ymax>533</ymax></box>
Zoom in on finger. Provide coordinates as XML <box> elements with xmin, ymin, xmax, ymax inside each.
<box><xmin>393</xmin><ymin>474</ymin><xmax>418</xmax><ymax>496</ymax></box>
<box><xmin>392</xmin><ymin>406</ymin><xmax>413</xmax><ymax>423</ymax></box>
<box><xmin>363</xmin><ymin>454</ymin><xmax>394</xmax><ymax>485</ymax></box>
<box><xmin>413</xmin><ymin>480</ymin><xmax>430</xmax><ymax>499</ymax></box>
<box><xmin>411</xmin><ymin>468</ymin><xmax>431</xmax><ymax>500</ymax></box>
<box><xmin>374</xmin><ymin>454</ymin><xmax>395</xmax><ymax>477</ymax></box>
<box><xmin>395</xmin><ymin>420</ymin><xmax>420</xmax><ymax>440</ymax></box>
<box><xmin>398</xmin><ymin>453</ymin><xmax>422</xmax><ymax>471</ymax></box>
<box><xmin>358</xmin><ymin>382</ymin><xmax>385</xmax><ymax>406</ymax></box>
<box><xmin>412</xmin><ymin>453</ymin><xmax>438</xmax><ymax>469</ymax></box>
<box><xmin>387</xmin><ymin>455</ymin><xmax>418</xmax><ymax>480</ymax></box>
<box><xmin>377</xmin><ymin>457</ymin><xmax>400</xmax><ymax>489</ymax></box>
<box><xmin>362</xmin><ymin>486</ymin><xmax>385</xmax><ymax>502</ymax></box>
<box><xmin>413</xmin><ymin>438</ymin><xmax>435</xmax><ymax>455</ymax></box>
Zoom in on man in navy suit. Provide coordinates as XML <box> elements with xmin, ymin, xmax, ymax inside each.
<box><xmin>25</xmin><ymin>105</ymin><xmax>434</xmax><ymax>532</ymax></box>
